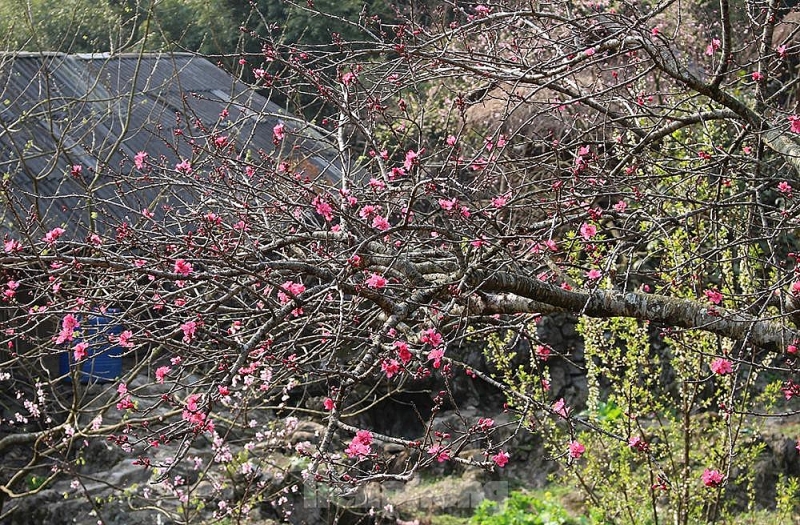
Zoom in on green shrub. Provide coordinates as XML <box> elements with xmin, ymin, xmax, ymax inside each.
<box><xmin>470</xmin><ymin>491</ymin><xmax>589</xmax><ymax>525</ymax></box>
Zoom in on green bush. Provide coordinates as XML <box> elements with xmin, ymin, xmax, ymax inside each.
<box><xmin>470</xmin><ymin>491</ymin><xmax>589</xmax><ymax>525</ymax></box>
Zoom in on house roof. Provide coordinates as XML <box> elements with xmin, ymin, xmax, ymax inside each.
<box><xmin>0</xmin><ymin>52</ymin><xmax>341</xmax><ymax>238</ymax></box>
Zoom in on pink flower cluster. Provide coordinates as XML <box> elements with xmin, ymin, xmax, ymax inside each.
<box><xmin>492</xmin><ymin>193</ymin><xmax>510</xmax><ymax>208</ymax></box>
<box><xmin>273</xmin><ymin>122</ymin><xmax>285</xmax><ymax>143</ymax></box>
<box><xmin>784</xmin><ymin>380</ymin><xmax>800</xmax><ymax>400</ymax></box>
<box><xmin>394</xmin><ymin>340</ymin><xmax>413</xmax><ymax>364</ymax></box>
<box><xmin>340</xmin><ymin>71</ymin><xmax>357</xmax><ymax>86</ymax></box>
<box><xmin>586</xmin><ymin>269</ymin><xmax>602</xmax><ymax>281</ymax></box>
<box><xmin>56</xmin><ymin>314</ymin><xmax>80</xmax><ymax>345</ymax></box>
<box><xmin>381</xmin><ymin>359</ymin><xmax>400</xmax><ymax>378</ymax></box>
<box><xmin>705</xmin><ymin>38</ymin><xmax>721</xmax><ymax>56</ymax></box>
<box><xmin>580</xmin><ymin>222</ymin><xmax>597</xmax><ymax>240</ymax></box>
<box><xmin>116</xmin><ymin>383</ymin><xmax>134</xmax><ymax>411</ymax></box>
<box><xmin>421</xmin><ymin>329</ymin><xmax>445</xmax><ymax>368</ymax></box>
<box><xmin>365</xmin><ymin>273</ymin><xmax>387</xmax><ymax>289</ymax></box>
<box><xmin>4</xmin><ymin>280</ymin><xmax>19</xmax><ymax>300</ymax></box>
<box><xmin>710</xmin><ymin>358</ymin><xmax>733</xmax><ymax>375</ymax></box>
<box><xmin>573</xmin><ymin>145</ymin><xmax>591</xmax><ymax>175</ymax></box>
<box><xmin>174</xmin><ymin>259</ymin><xmax>193</xmax><ymax>276</ymax></box>
<box><xmin>420</xmin><ymin>328</ymin><xmax>443</xmax><ymax>347</ymax></box>
<box><xmin>629</xmin><ymin>436</ymin><xmax>649</xmax><ymax>452</ymax></box>
<box><xmin>312</xmin><ymin>196</ymin><xmax>333</xmax><ymax>221</ymax></box>
<box><xmin>790</xmin><ymin>115</ymin><xmax>800</xmax><ymax>134</ymax></box>
<box><xmin>403</xmin><ymin>149</ymin><xmax>421</xmax><ymax>170</ymax></box>
<box><xmin>427</xmin><ymin>348</ymin><xmax>445</xmax><ymax>369</ymax></box>
<box><xmin>44</xmin><ymin>227</ymin><xmax>66</xmax><ymax>246</ymax></box>
<box><xmin>371</xmin><ymin>214</ymin><xmax>390</xmax><ymax>230</ymax></box>
<box><xmin>492</xmin><ymin>450</ymin><xmax>510</xmax><ymax>467</ymax></box>
<box><xmin>568</xmin><ymin>440</ymin><xmax>585</xmax><ymax>459</ymax></box>
<box><xmin>4</xmin><ymin>238</ymin><xmax>22</xmax><ymax>253</ymax></box>
<box><xmin>155</xmin><ymin>366</ymin><xmax>171</xmax><ymax>384</ymax></box>
<box><xmin>702</xmin><ymin>468</ymin><xmax>724</xmax><ymax>487</ymax></box>
<box><xmin>134</xmin><ymin>151</ymin><xmax>148</xmax><ymax>170</ymax></box>
<box><xmin>535</xmin><ymin>345</ymin><xmax>551</xmax><ymax>361</ymax></box>
<box><xmin>345</xmin><ymin>430</ymin><xmax>373</xmax><ymax>458</ymax></box>
<box><xmin>181</xmin><ymin>320</ymin><xmax>198</xmax><ymax>343</ymax></box>
<box><xmin>427</xmin><ymin>443</ymin><xmax>450</xmax><ymax>462</ymax></box>
<box><xmin>278</xmin><ymin>281</ymin><xmax>306</xmax><ymax>304</ymax></box>
<box><xmin>117</xmin><ymin>330</ymin><xmax>134</xmax><ymax>349</ymax></box>
<box><xmin>73</xmin><ymin>341</ymin><xmax>89</xmax><ymax>361</ymax></box>
<box><xmin>175</xmin><ymin>159</ymin><xmax>192</xmax><ymax>174</ymax></box>
<box><xmin>182</xmin><ymin>393</ymin><xmax>213</xmax><ymax>432</ymax></box>
<box><xmin>552</xmin><ymin>398</ymin><xmax>570</xmax><ymax>419</ymax></box>
<box><xmin>704</xmin><ymin>289</ymin><xmax>723</xmax><ymax>305</ymax></box>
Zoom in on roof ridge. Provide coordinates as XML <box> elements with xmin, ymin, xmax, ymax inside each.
<box><xmin>0</xmin><ymin>51</ymin><xmax>196</xmax><ymax>59</ymax></box>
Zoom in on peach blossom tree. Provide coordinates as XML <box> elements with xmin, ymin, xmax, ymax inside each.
<box><xmin>1</xmin><ymin>1</ymin><xmax>800</xmax><ymax>523</ymax></box>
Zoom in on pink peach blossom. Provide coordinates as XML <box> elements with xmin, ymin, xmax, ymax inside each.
<box><xmin>710</xmin><ymin>358</ymin><xmax>733</xmax><ymax>375</ymax></box>
<box><xmin>155</xmin><ymin>366</ymin><xmax>171</xmax><ymax>384</ymax></box>
<box><xmin>492</xmin><ymin>450</ymin><xmax>510</xmax><ymax>467</ymax></box>
<box><xmin>702</xmin><ymin>468</ymin><xmax>724</xmax><ymax>487</ymax></box>
<box><xmin>569</xmin><ymin>440</ymin><xmax>585</xmax><ymax>459</ymax></box>
<box><xmin>44</xmin><ymin>227</ymin><xmax>66</xmax><ymax>246</ymax></box>
<box><xmin>365</xmin><ymin>273</ymin><xmax>387</xmax><ymax>289</ymax></box>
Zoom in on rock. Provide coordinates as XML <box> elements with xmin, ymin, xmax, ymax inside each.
<box><xmin>381</xmin><ymin>474</ymin><xmax>491</xmax><ymax>518</ymax></box>
<box><xmin>384</xmin><ymin>442</ymin><xmax>407</xmax><ymax>454</ymax></box>
<box><xmin>79</xmin><ymin>439</ymin><xmax>127</xmax><ymax>475</ymax></box>
<box><xmin>3</xmin><ymin>479</ymin><xmax>163</xmax><ymax>525</ymax></box>
<box><xmin>750</xmin><ymin>433</ymin><xmax>800</xmax><ymax>508</ymax></box>
<box><xmin>288</xmin><ymin>420</ymin><xmax>325</xmax><ymax>445</ymax></box>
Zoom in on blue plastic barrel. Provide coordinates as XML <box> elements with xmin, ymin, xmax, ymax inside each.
<box><xmin>59</xmin><ymin>310</ymin><xmax>124</xmax><ymax>383</ymax></box>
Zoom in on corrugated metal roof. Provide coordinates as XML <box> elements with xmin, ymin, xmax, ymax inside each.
<box><xmin>0</xmin><ymin>52</ymin><xmax>341</xmax><ymax>238</ymax></box>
